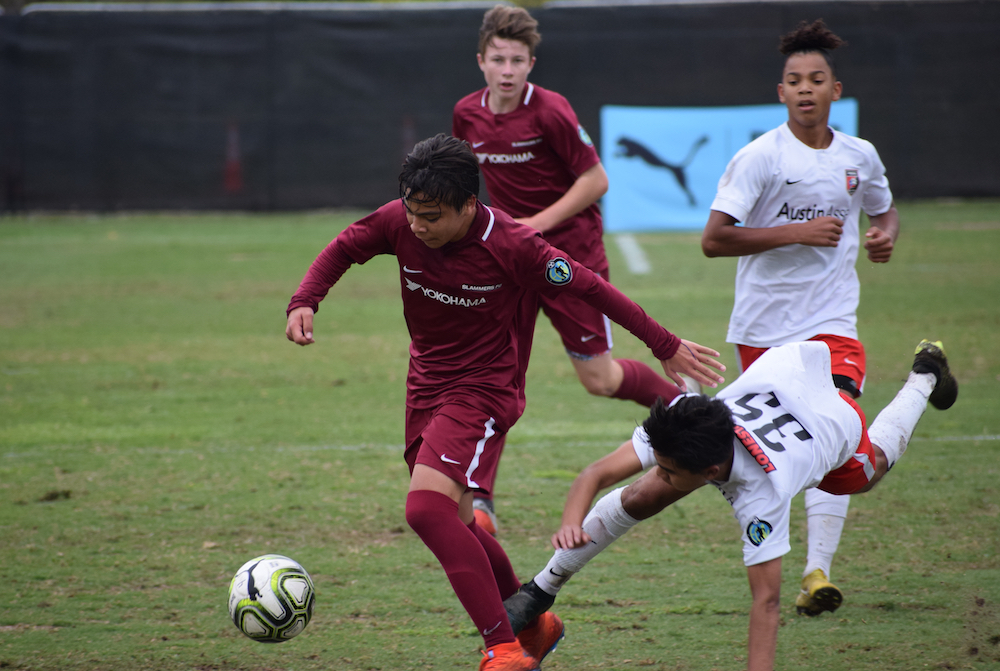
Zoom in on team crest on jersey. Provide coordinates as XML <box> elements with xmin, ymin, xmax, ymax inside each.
<box><xmin>845</xmin><ymin>169</ymin><xmax>860</xmax><ymax>195</ymax></box>
<box><xmin>747</xmin><ymin>518</ymin><xmax>773</xmax><ymax>546</ymax></box>
<box><xmin>545</xmin><ymin>257</ymin><xmax>573</xmax><ymax>286</ymax></box>
<box><xmin>577</xmin><ymin>124</ymin><xmax>594</xmax><ymax>147</ymax></box>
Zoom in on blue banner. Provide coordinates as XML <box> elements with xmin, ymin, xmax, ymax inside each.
<box><xmin>600</xmin><ymin>100</ymin><xmax>858</xmax><ymax>231</ymax></box>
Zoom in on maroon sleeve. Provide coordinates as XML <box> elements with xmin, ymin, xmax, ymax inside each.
<box><xmin>451</xmin><ymin>104</ymin><xmax>462</xmax><ymax>139</ymax></box>
<box><xmin>537</xmin><ymin>91</ymin><xmax>601</xmax><ymax>179</ymax></box>
<box><xmin>286</xmin><ymin>206</ymin><xmax>396</xmax><ymax>315</ymax></box>
<box><xmin>505</xmin><ymin>225</ymin><xmax>680</xmax><ymax>360</ymax></box>
<box><xmin>568</xmin><ymin>264</ymin><xmax>681</xmax><ymax>360</ymax></box>
<box><xmin>286</xmin><ymin>243</ymin><xmax>355</xmax><ymax>316</ymax></box>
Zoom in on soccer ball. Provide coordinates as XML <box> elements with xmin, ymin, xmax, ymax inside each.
<box><xmin>228</xmin><ymin>554</ymin><xmax>316</xmax><ymax>643</ymax></box>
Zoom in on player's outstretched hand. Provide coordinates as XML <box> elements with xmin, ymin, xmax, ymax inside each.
<box><xmin>552</xmin><ymin>524</ymin><xmax>591</xmax><ymax>550</ymax></box>
<box><xmin>864</xmin><ymin>226</ymin><xmax>895</xmax><ymax>263</ymax></box>
<box><xmin>798</xmin><ymin>216</ymin><xmax>844</xmax><ymax>247</ymax></box>
<box><xmin>286</xmin><ymin>307</ymin><xmax>316</xmax><ymax>346</ymax></box>
<box><xmin>661</xmin><ymin>339</ymin><xmax>725</xmax><ymax>390</ymax></box>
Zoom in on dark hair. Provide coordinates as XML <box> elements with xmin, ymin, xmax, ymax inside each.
<box><xmin>779</xmin><ymin>19</ymin><xmax>846</xmax><ymax>78</ymax></box>
<box><xmin>643</xmin><ymin>395</ymin><xmax>735</xmax><ymax>473</ymax></box>
<box><xmin>398</xmin><ymin>134</ymin><xmax>479</xmax><ymax>212</ymax></box>
<box><xmin>479</xmin><ymin>5</ymin><xmax>541</xmax><ymax>58</ymax></box>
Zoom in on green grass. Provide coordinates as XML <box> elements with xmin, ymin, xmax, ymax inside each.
<box><xmin>1</xmin><ymin>201</ymin><xmax>999</xmax><ymax>671</ymax></box>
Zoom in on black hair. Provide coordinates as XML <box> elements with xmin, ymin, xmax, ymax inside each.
<box><xmin>398</xmin><ymin>134</ymin><xmax>479</xmax><ymax>213</ymax></box>
<box><xmin>779</xmin><ymin>19</ymin><xmax>846</xmax><ymax>78</ymax></box>
<box><xmin>643</xmin><ymin>395</ymin><xmax>735</xmax><ymax>474</ymax></box>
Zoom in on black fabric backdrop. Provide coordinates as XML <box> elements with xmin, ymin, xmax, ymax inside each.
<box><xmin>1</xmin><ymin>1</ymin><xmax>998</xmax><ymax>212</ymax></box>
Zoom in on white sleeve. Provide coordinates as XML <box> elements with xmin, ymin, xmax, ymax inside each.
<box><xmin>861</xmin><ymin>143</ymin><xmax>894</xmax><ymax>217</ymax></box>
<box><xmin>710</xmin><ymin>144</ymin><xmax>773</xmax><ymax>223</ymax></box>
<box><xmin>734</xmin><ymin>491</ymin><xmax>793</xmax><ymax>567</ymax></box>
<box><xmin>630</xmin><ymin>426</ymin><xmax>658</xmax><ymax>470</ymax></box>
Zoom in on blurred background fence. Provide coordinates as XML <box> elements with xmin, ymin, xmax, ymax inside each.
<box><xmin>1</xmin><ymin>0</ymin><xmax>998</xmax><ymax>212</ymax></box>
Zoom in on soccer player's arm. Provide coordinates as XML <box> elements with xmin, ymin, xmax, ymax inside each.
<box><xmin>746</xmin><ymin>557</ymin><xmax>782</xmax><ymax>671</ymax></box>
<box><xmin>517</xmin><ymin>162</ymin><xmax>608</xmax><ymax>233</ymax></box>
<box><xmin>287</xmin><ymin>242</ymin><xmax>355</xmax><ymax>345</ymax></box>
<box><xmin>701</xmin><ymin>151</ymin><xmax>844</xmax><ymax>257</ymax></box>
<box><xmin>286</xmin><ymin>209</ymin><xmax>393</xmax><ymax>346</ymax></box>
<box><xmin>862</xmin><ymin>153</ymin><xmax>899</xmax><ymax>263</ymax></box>
<box><xmin>552</xmin><ymin>440</ymin><xmax>644</xmax><ymax>550</ymax></box>
<box><xmin>702</xmin><ymin>208</ymin><xmax>847</xmax><ymax>257</ymax></box>
<box><xmin>864</xmin><ymin>203</ymin><xmax>899</xmax><ymax>263</ymax></box>
<box><xmin>577</xmin><ymin>266</ymin><xmax>725</xmax><ymax>388</ymax></box>
<box><xmin>516</xmin><ymin>98</ymin><xmax>608</xmax><ymax>233</ymax></box>
<box><xmin>512</xmin><ymin>233</ymin><xmax>724</xmax><ymax>387</ymax></box>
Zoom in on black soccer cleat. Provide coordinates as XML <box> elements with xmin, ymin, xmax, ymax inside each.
<box><xmin>504</xmin><ymin>580</ymin><xmax>556</xmax><ymax>636</ymax></box>
<box><xmin>912</xmin><ymin>340</ymin><xmax>959</xmax><ymax>410</ymax></box>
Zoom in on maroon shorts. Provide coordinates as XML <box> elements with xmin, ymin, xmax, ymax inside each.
<box><xmin>404</xmin><ymin>403</ymin><xmax>506</xmax><ymax>495</ymax></box>
<box><xmin>816</xmin><ymin>395</ymin><xmax>877</xmax><ymax>495</ymax></box>
<box><xmin>737</xmin><ymin>334</ymin><xmax>867</xmax><ymax>392</ymax></box>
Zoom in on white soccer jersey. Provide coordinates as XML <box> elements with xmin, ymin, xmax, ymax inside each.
<box><xmin>631</xmin><ymin>342</ymin><xmax>863</xmax><ymax>566</ymax></box>
<box><xmin>711</xmin><ymin>123</ymin><xmax>894</xmax><ymax>347</ymax></box>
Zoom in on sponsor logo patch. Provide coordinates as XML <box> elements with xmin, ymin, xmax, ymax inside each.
<box><xmin>747</xmin><ymin>518</ymin><xmax>773</xmax><ymax>546</ymax></box>
<box><xmin>476</xmin><ymin>151</ymin><xmax>536</xmax><ymax>165</ymax></box>
<box><xmin>405</xmin><ymin>278</ymin><xmax>487</xmax><ymax>307</ymax></box>
<box><xmin>545</xmin><ymin>257</ymin><xmax>573</xmax><ymax>286</ymax></box>
<box><xmin>846</xmin><ymin>169</ymin><xmax>860</xmax><ymax>195</ymax></box>
<box><xmin>776</xmin><ymin>203</ymin><xmax>849</xmax><ymax>221</ymax></box>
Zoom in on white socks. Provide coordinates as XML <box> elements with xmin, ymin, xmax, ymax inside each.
<box><xmin>803</xmin><ymin>488</ymin><xmax>850</xmax><ymax>579</ymax></box>
<box><xmin>799</xmin><ymin>372</ymin><xmax>935</xmax><ymax>580</ymax></box>
<box><xmin>867</xmin><ymin>372</ymin><xmax>935</xmax><ymax>468</ymax></box>
<box><xmin>534</xmin><ymin>487</ymin><xmax>640</xmax><ymax>596</ymax></box>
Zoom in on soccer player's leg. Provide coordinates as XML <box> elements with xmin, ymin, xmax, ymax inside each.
<box><xmin>505</xmin><ymin>470</ymin><xmax>689</xmax><ymax>634</ymax></box>
<box><xmin>797</xmin><ymin>335</ymin><xmax>864</xmax><ymax>615</ymax></box>
<box><xmin>403</xmin><ymin>406</ymin><xmax>537</xmax><ymax>669</ymax></box>
<box><xmin>541</xmin><ymin>294</ymin><xmax>682</xmax><ymax>405</ymax></box>
<box><xmin>797</xmin><ymin>489</ymin><xmax>848</xmax><ymax>615</ymax></box>
<box><xmin>860</xmin><ymin>340</ymin><xmax>957</xmax><ymax>484</ymax></box>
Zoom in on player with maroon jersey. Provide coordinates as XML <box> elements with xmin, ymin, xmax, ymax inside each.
<box><xmin>286</xmin><ymin>134</ymin><xmax>725</xmax><ymax>671</ymax></box>
<box><xmin>453</xmin><ymin>5</ymin><xmax>688</xmax><ymax>534</ymax></box>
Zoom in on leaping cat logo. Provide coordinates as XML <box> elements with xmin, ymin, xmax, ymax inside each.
<box><xmin>616</xmin><ymin>135</ymin><xmax>709</xmax><ymax>207</ymax></box>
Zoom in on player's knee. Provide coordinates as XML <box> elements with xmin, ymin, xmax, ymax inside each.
<box><xmin>577</xmin><ymin>369</ymin><xmax>617</xmax><ymax>397</ymax></box>
<box><xmin>405</xmin><ymin>491</ymin><xmax>443</xmax><ymax>537</ymax></box>
<box><xmin>856</xmin><ymin>445</ymin><xmax>891</xmax><ymax>493</ymax></box>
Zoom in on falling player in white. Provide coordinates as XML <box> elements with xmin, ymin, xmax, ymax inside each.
<box><xmin>700</xmin><ymin>19</ymin><xmax>900</xmax><ymax>615</ymax></box>
<box><xmin>504</xmin><ymin>339</ymin><xmax>958</xmax><ymax>671</ymax></box>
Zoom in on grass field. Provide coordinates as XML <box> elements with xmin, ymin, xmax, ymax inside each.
<box><xmin>2</xmin><ymin>200</ymin><xmax>999</xmax><ymax>671</ymax></box>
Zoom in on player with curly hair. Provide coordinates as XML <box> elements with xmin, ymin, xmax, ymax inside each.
<box><xmin>699</xmin><ymin>18</ymin><xmax>902</xmax><ymax>616</ymax></box>
<box><xmin>504</xmin><ymin>339</ymin><xmax>956</xmax><ymax>671</ymax></box>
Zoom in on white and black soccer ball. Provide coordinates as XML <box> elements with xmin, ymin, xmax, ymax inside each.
<box><xmin>228</xmin><ymin>554</ymin><xmax>316</xmax><ymax>643</ymax></box>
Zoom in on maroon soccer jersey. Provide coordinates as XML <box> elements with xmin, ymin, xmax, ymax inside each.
<box><xmin>288</xmin><ymin>201</ymin><xmax>679</xmax><ymax>430</ymax></box>
<box><xmin>453</xmin><ymin>83</ymin><xmax>607</xmax><ymax>273</ymax></box>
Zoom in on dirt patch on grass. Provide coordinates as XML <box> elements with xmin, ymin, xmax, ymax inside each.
<box><xmin>965</xmin><ymin>595</ymin><xmax>1000</xmax><ymax>662</ymax></box>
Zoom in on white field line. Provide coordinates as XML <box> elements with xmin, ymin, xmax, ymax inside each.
<box><xmin>3</xmin><ymin>436</ymin><xmax>998</xmax><ymax>461</ymax></box>
<box><xmin>614</xmin><ymin>233</ymin><xmax>651</xmax><ymax>275</ymax></box>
